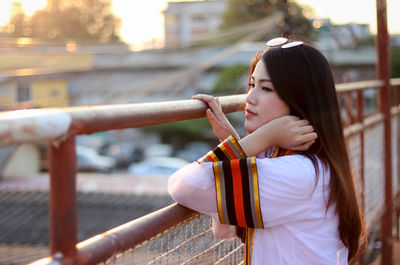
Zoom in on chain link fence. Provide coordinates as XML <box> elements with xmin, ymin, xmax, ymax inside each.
<box><xmin>104</xmin><ymin>214</ymin><xmax>244</xmax><ymax>265</ymax></box>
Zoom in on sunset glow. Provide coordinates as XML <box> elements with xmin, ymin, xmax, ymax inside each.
<box><xmin>0</xmin><ymin>0</ymin><xmax>399</xmax><ymax>46</ymax></box>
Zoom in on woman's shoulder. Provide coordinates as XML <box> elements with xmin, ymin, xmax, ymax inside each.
<box><xmin>256</xmin><ymin>154</ymin><xmax>327</xmax><ymax>192</ymax></box>
<box><xmin>258</xmin><ymin>153</ymin><xmax>321</xmax><ymax>172</ymax></box>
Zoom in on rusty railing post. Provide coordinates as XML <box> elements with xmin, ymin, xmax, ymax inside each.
<box><xmin>376</xmin><ymin>0</ymin><xmax>393</xmax><ymax>264</ymax></box>
<box><xmin>357</xmin><ymin>90</ymin><xmax>366</xmax><ymax>265</ymax></box>
<box><xmin>396</xmin><ymin>83</ymin><xmax>400</xmax><ymax>240</ymax></box>
<box><xmin>49</xmin><ymin>136</ymin><xmax>78</xmax><ymax>264</ymax></box>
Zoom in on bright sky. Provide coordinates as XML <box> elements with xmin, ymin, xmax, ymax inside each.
<box><xmin>0</xmin><ymin>0</ymin><xmax>399</xmax><ymax>46</ymax></box>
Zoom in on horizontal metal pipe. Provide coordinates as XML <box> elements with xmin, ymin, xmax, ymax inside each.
<box><xmin>0</xmin><ymin>109</ymin><xmax>72</xmax><ymax>147</ymax></box>
<box><xmin>68</xmin><ymin>94</ymin><xmax>245</xmax><ymax>135</ymax></box>
<box><xmin>343</xmin><ymin>113</ymin><xmax>384</xmax><ymax>137</ymax></box>
<box><xmin>343</xmin><ymin>105</ymin><xmax>399</xmax><ymax>138</ymax></box>
<box><xmin>390</xmin><ymin>78</ymin><xmax>400</xmax><ymax>86</ymax></box>
<box><xmin>76</xmin><ymin>203</ymin><xmax>197</xmax><ymax>265</ymax></box>
<box><xmin>3</xmin><ymin>79</ymin><xmax>400</xmax><ymax>147</ymax></box>
<box><xmin>336</xmin><ymin>80</ymin><xmax>383</xmax><ymax>93</ymax></box>
<box><xmin>30</xmin><ymin>203</ymin><xmax>197</xmax><ymax>265</ymax></box>
<box><xmin>0</xmin><ymin>95</ymin><xmax>245</xmax><ymax>147</ymax></box>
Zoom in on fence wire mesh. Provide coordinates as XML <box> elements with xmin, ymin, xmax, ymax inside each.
<box><xmin>364</xmin><ymin>122</ymin><xmax>386</xmax><ymax>228</ymax></box>
<box><xmin>104</xmin><ymin>214</ymin><xmax>244</xmax><ymax>265</ymax></box>
<box><xmin>347</xmin><ymin>133</ymin><xmax>363</xmax><ymax>204</ymax></box>
<box><xmin>346</xmin><ymin>112</ymin><xmax>399</xmax><ymax>230</ymax></box>
<box><xmin>392</xmin><ymin>115</ymin><xmax>399</xmax><ymax>196</ymax></box>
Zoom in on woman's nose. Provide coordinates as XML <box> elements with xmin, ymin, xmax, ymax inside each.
<box><xmin>246</xmin><ymin>88</ymin><xmax>257</xmax><ymax>105</ymax></box>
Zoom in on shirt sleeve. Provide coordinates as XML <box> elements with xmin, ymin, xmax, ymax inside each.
<box><xmin>197</xmin><ymin>135</ymin><xmax>247</xmax><ymax>163</ymax></box>
<box><xmin>168</xmin><ymin>161</ymin><xmax>218</xmax><ymax>217</ymax></box>
<box><xmin>255</xmin><ymin>155</ymin><xmax>320</xmax><ymax>227</ymax></box>
<box><xmin>168</xmin><ymin>135</ymin><xmax>245</xmax><ymax>219</ymax></box>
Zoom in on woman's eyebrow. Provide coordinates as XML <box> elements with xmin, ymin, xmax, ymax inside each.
<box><xmin>250</xmin><ymin>76</ymin><xmax>272</xmax><ymax>82</ymax></box>
<box><xmin>250</xmin><ymin>76</ymin><xmax>271</xmax><ymax>81</ymax></box>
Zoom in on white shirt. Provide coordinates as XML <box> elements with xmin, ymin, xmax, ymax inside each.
<box><xmin>168</xmin><ymin>150</ymin><xmax>348</xmax><ymax>265</ymax></box>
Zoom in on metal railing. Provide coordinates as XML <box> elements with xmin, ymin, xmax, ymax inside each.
<box><xmin>0</xmin><ymin>79</ymin><xmax>398</xmax><ymax>264</ymax></box>
<box><xmin>0</xmin><ymin>94</ymin><xmax>244</xmax><ymax>264</ymax></box>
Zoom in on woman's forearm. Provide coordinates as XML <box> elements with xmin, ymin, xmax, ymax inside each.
<box><xmin>238</xmin><ymin>116</ymin><xmax>318</xmax><ymax>156</ymax></box>
<box><xmin>238</xmin><ymin>128</ymin><xmax>273</xmax><ymax>157</ymax></box>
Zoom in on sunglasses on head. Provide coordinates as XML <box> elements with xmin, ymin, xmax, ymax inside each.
<box><xmin>266</xmin><ymin>37</ymin><xmax>303</xmax><ymax>48</ymax></box>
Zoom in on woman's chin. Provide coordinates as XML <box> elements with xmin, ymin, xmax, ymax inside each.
<box><xmin>244</xmin><ymin>123</ymin><xmax>255</xmax><ymax>134</ymax></box>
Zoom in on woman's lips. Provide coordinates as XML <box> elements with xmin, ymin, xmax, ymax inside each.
<box><xmin>245</xmin><ymin>109</ymin><xmax>257</xmax><ymax>119</ymax></box>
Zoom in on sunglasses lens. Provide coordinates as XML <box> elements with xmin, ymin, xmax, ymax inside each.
<box><xmin>282</xmin><ymin>41</ymin><xmax>304</xmax><ymax>48</ymax></box>
<box><xmin>266</xmin><ymin>37</ymin><xmax>288</xmax><ymax>47</ymax></box>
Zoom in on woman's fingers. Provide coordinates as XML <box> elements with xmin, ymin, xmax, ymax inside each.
<box><xmin>192</xmin><ymin>94</ymin><xmax>240</xmax><ymax>141</ymax></box>
<box><xmin>299</xmin><ymin>132</ymin><xmax>318</xmax><ymax>143</ymax></box>
<box><xmin>206</xmin><ymin>109</ymin><xmax>217</xmax><ymax>126</ymax></box>
<box><xmin>207</xmin><ymin>107</ymin><xmax>239</xmax><ymax>141</ymax></box>
<box><xmin>298</xmin><ymin>125</ymin><xmax>314</xmax><ymax>134</ymax></box>
<box><xmin>287</xmin><ymin>118</ymin><xmax>317</xmax><ymax>150</ymax></box>
<box><xmin>285</xmin><ymin>115</ymin><xmax>302</xmax><ymax>122</ymax></box>
<box><xmin>292</xmin><ymin>140</ymin><xmax>316</xmax><ymax>151</ymax></box>
<box><xmin>192</xmin><ymin>94</ymin><xmax>220</xmax><ymax>108</ymax></box>
<box><xmin>192</xmin><ymin>94</ymin><xmax>219</xmax><ymax>108</ymax></box>
<box><xmin>192</xmin><ymin>94</ymin><xmax>214</xmax><ymax>101</ymax></box>
<box><xmin>295</xmin><ymin>119</ymin><xmax>309</xmax><ymax>126</ymax></box>
<box><xmin>291</xmin><ymin>132</ymin><xmax>317</xmax><ymax>151</ymax></box>
<box><xmin>263</xmin><ymin>115</ymin><xmax>317</xmax><ymax>151</ymax></box>
<box><xmin>193</xmin><ymin>94</ymin><xmax>225</xmax><ymax>119</ymax></box>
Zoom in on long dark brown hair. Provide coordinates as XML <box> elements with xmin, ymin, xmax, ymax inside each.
<box><xmin>241</xmin><ymin>43</ymin><xmax>366</xmax><ymax>260</ymax></box>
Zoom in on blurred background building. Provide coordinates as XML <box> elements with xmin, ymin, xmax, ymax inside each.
<box><xmin>164</xmin><ymin>0</ymin><xmax>227</xmax><ymax>49</ymax></box>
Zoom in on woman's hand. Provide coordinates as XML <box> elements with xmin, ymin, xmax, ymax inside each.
<box><xmin>265</xmin><ymin>116</ymin><xmax>317</xmax><ymax>150</ymax></box>
<box><xmin>192</xmin><ymin>94</ymin><xmax>240</xmax><ymax>141</ymax></box>
<box><xmin>239</xmin><ymin>115</ymin><xmax>317</xmax><ymax>157</ymax></box>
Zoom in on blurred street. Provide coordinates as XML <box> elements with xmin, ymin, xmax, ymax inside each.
<box><xmin>0</xmin><ymin>173</ymin><xmax>172</xmax><ymax>264</ymax></box>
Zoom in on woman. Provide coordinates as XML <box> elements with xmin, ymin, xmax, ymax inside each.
<box><xmin>168</xmin><ymin>37</ymin><xmax>364</xmax><ymax>264</ymax></box>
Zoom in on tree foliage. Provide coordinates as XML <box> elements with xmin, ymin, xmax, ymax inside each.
<box><xmin>221</xmin><ymin>0</ymin><xmax>313</xmax><ymax>39</ymax></box>
<box><xmin>212</xmin><ymin>64</ymin><xmax>249</xmax><ymax>95</ymax></box>
<box><xmin>6</xmin><ymin>0</ymin><xmax>121</xmax><ymax>42</ymax></box>
<box><xmin>392</xmin><ymin>48</ymin><xmax>400</xmax><ymax>78</ymax></box>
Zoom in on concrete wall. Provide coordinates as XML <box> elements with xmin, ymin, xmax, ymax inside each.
<box><xmin>32</xmin><ymin>79</ymin><xmax>69</xmax><ymax>107</ymax></box>
<box><xmin>2</xmin><ymin>144</ymin><xmax>41</xmax><ymax>178</ymax></box>
<box><xmin>0</xmin><ymin>82</ymin><xmax>16</xmax><ymax>105</ymax></box>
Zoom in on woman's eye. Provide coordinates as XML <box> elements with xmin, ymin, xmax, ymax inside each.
<box><xmin>248</xmin><ymin>83</ymin><xmax>255</xmax><ymax>88</ymax></box>
<box><xmin>262</xmin><ymin>87</ymin><xmax>273</xmax><ymax>92</ymax></box>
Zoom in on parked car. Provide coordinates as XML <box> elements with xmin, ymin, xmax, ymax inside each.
<box><xmin>128</xmin><ymin>157</ymin><xmax>189</xmax><ymax>177</ymax></box>
<box><xmin>76</xmin><ymin>145</ymin><xmax>116</xmax><ymax>173</ymax></box>
<box><xmin>99</xmin><ymin>142</ymin><xmax>142</xmax><ymax>169</ymax></box>
<box><xmin>176</xmin><ymin>142</ymin><xmax>212</xmax><ymax>162</ymax></box>
<box><xmin>145</xmin><ymin>144</ymin><xmax>173</xmax><ymax>158</ymax></box>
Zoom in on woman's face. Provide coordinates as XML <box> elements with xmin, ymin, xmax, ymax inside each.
<box><xmin>244</xmin><ymin>60</ymin><xmax>290</xmax><ymax>134</ymax></box>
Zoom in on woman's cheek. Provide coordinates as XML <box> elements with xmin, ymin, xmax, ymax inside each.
<box><xmin>244</xmin><ymin>118</ymin><xmax>263</xmax><ymax>134</ymax></box>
